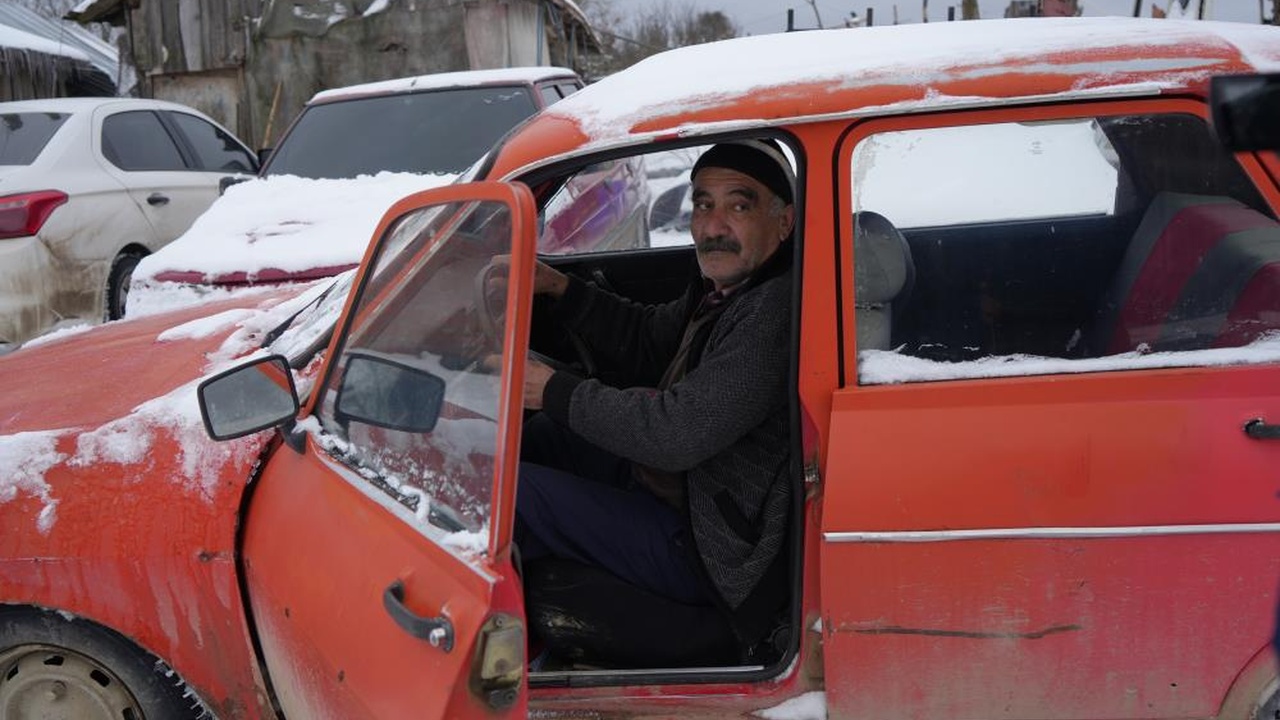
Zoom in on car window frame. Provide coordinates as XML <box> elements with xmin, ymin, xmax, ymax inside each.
<box><xmin>838</xmin><ymin>96</ymin><xmax>1280</xmax><ymax>388</ymax></box>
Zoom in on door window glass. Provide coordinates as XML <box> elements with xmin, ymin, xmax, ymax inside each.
<box><xmin>102</xmin><ymin>111</ymin><xmax>187</xmax><ymax>171</ymax></box>
<box><xmin>167</xmin><ymin>112</ymin><xmax>255</xmax><ymax>173</ymax></box>
<box><xmin>313</xmin><ymin>198</ymin><xmax>514</xmax><ymax>548</ymax></box>
<box><xmin>0</xmin><ymin>112</ymin><xmax>68</xmax><ymax>165</ymax></box>
<box><xmin>851</xmin><ymin>112</ymin><xmax>1280</xmax><ymax>385</ymax></box>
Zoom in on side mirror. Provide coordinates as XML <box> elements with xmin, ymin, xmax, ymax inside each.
<box><xmin>1210</xmin><ymin>73</ymin><xmax>1280</xmax><ymax>152</ymax></box>
<box><xmin>649</xmin><ymin>181</ymin><xmax>691</xmax><ymax>231</ymax></box>
<box><xmin>198</xmin><ymin>355</ymin><xmax>300</xmax><ymax>440</ymax></box>
<box><xmin>335</xmin><ymin>350</ymin><xmax>447</xmax><ymax>433</ymax></box>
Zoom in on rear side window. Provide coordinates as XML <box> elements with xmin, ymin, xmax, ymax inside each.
<box><xmin>167</xmin><ymin>112</ymin><xmax>255</xmax><ymax>173</ymax></box>
<box><xmin>102</xmin><ymin>111</ymin><xmax>187</xmax><ymax>171</ymax></box>
<box><xmin>263</xmin><ymin>85</ymin><xmax>540</xmax><ymax>179</ymax></box>
<box><xmin>850</xmin><ymin>111</ymin><xmax>1280</xmax><ymax>384</ymax></box>
<box><xmin>0</xmin><ymin>112</ymin><xmax>69</xmax><ymax>165</ymax></box>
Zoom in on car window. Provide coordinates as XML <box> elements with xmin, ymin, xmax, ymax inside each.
<box><xmin>166</xmin><ymin>111</ymin><xmax>256</xmax><ymax>173</ymax></box>
<box><xmin>556</xmin><ymin>82</ymin><xmax>580</xmax><ymax>98</ymax></box>
<box><xmin>0</xmin><ymin>112</ymin><xmax>68</xmax><ymax>165</ymax></box>
<box><xmin>538</xmin><ymin>146</ymin><xmax>707</xmax><ymax>256</ymax></box>
<box><xmin>539</xmin><ymin>84</ymin><xmax>562</xmax><ymax>107</ymax></box>
<box><xmin>263</xmin><ymin>86</ymin><xmax>540</xmax><ymax>179</ymax></box>
<box><xmin>102</xmin><ymin>111</ymin><xmax>187</xmax><ymax>171</ymax></box>
<box><xmin>850</xmin><ymin>111</ymin><xmax>1280</xmax><ymax>385</ymax></box>
<box><xmin>311</xmin><ymin>198</ymin><xmax>517</xmax><ymax>544</ymax></box>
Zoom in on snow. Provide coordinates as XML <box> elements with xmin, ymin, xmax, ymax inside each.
<box><xmin>129</xmin><ymin>172</ymin><xmax>456</xmax><ymax>315</ymax></box>
<box><xmin>0</xmin><ymin>431</ymin><xmax>67</xmax><ymax>535</ymax></box>
<box><xmin>755</xmin><ymin>691</ymin><xmax>827</xmax><ymax>720</ymax></box>
<box><xmin>861</xmin><ymin>333</ymin><xmax>1280</xmax><ymax>384</ymax></box>
<box><xmin>550</xmin><ymin>18</ymin><xmax>1280</xmax><ymax>142</ymax></box>
<box><xmin>311</xmin><ymin>66</ymin><xmax>577</xmax><ymax>103</ymax></box>
<box><xmin>0</xmin><ymin>23</ymin><xmax>91</xmax><ymax>60</ymax></box>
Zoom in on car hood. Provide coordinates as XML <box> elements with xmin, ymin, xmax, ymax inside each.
<box><xmin>128</xmin><ymin>172</ymin><xmax>455</xmax><ymax>313</ymax></box>
<box><xmin>0</xmin><ymin>285</ymin><xmax>325</xmax><ymax>544</ymax></box>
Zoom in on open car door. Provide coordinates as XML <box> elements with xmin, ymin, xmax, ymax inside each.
<box><xmin>240</xmin><ymin>182</ymin><xmax>537</xmax><ymax>719</ymax></box>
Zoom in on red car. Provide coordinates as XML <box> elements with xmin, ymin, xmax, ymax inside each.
<box><xmin>3</xmin><ymin>17</ymin><xmax>1280</xmax><ymax>720</ymax></box>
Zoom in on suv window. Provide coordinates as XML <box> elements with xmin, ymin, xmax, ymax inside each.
<box><xmin>263</xmin><ymin>86</ymin><xmax>541</xmax><ymax>179</ymax></box>
<box><xmin>851</xmin><ymin>111</ymin><xmax>1280</xmax><ymax>384</ymax></box>
<box><xmin>0</xmin><ymin>112</ymin><xmax>68</xmax><ymax>165</ymax></box>
<box><xmin>166</xmin><ymin>111</ymin><xmax>256</xmax><ymax>173</ymax></box>
<box><xmin>102</xmin><ymin>111</ymin><xmax>186</xmax><ymax>171</ymax></box>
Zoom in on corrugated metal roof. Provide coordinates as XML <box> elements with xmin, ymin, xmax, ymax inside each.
<box><xmin>0</xmin><ymin>3</ymin><xmax>120</xmax><ymax>92</ymax></box>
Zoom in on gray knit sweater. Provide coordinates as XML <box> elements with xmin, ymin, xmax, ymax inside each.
<box><xmin>540</xmin><ymin>255</ymin><xmax>792</xmax><ymax>613</ymax></box>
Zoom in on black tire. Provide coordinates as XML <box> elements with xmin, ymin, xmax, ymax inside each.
<box><xmin>106</xmin><ymin>250</ymin><xmax>146</xmax><ymax>321</ymax></box>
<box><xmin>0</xmin><ymin>606</ymin><xmax>205</xmax><ymax>719</ymax></box>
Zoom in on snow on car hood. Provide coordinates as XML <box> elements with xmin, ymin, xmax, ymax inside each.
<box><xmin>0</xmin><ymin>283</ymin><xmax>329</xmax><ymax>533</ymax></box>
<box><xmin>128</xmin><ymin>172</ymin><xmax>455</xmax><ymax>317</ymax></box>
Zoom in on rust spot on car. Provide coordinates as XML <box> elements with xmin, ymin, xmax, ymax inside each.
<box><xmin>843</xmin><ymin>623</ymin><xmax>1082</xmax><ymax>640</ymax></box>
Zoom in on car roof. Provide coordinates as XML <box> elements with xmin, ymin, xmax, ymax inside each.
<box><xmin>489</xmin><ymin>17</ymin><xmax>1280</xmax><ymax>177</ymax></box>
<box><xmin>0</xmin><ymin>97</ymin><xmax>209</xmax><ymax>115</ymax></box>
<box><xmin>308</xmin><ymin>66</ymin><xmax>581</xmax><ymax>105</ymax></box>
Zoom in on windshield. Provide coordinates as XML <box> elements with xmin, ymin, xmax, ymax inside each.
<box><xmin>0</xmin><ymin>112</ymin><xmax>69</xmax><ymax>165</ymax></box>
<box><xmin>262</xmin><ymin>86</ymin><xmax>540</xmax><ymax>179</ymax></box>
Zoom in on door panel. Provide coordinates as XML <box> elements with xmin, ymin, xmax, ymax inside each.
<box><xmin>244</xmin><ymin>182</ymin><xmax>537</xmax><ymax>720</ymax></box>
<box><xmin>821</xmin><ymin>367</ymin><xmax>1280</xmax><ymax>719</ymax></box>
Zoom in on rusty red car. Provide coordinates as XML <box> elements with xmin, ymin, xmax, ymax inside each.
<box><xmin>2</xmin><ymin>16</ymin><xmax>1280</xmax><ymax>720</ymax></box>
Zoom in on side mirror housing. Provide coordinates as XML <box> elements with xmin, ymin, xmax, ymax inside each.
<box><xmin>335</xmin><ymin>350</ymin><xmax>447</xmax><ymax>433</ymax></box>
<box><xmin>198</xmin><ymin>355</ymin><xmax>300</xmax><ymax>440</ymax></box>
<box><xmin>1210</xmin><ymin>73</ymin><xmax>1280</xmax><ymax>152</ymax></box>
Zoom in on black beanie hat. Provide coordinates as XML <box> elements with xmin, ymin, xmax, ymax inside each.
<box><xmin>691</xmin><ymin>139</ymin><xmax>795</xmax><ymax>205</ymax></box>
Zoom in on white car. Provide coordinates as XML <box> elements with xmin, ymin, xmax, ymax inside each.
<box><xmin>125</xmin><ymin>67</ymin><xmax>649</xmax><ymax>318</ymax></box>
<box><xmin>0</xmin><ymin>97</ymin><xmax>256</xmax><ymax>348</ymax></box>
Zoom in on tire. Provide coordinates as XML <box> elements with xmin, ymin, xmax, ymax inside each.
<box><xmin>105</xmin><ymin>250</ymin><xmax>146</xmax><ymax>321</ymax></box>
<box><xmin>0</xmin><ymin>606</ymin><xmax>205</xmax><ymax>720</ymax></box>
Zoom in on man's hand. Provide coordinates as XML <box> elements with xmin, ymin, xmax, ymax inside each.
<box><xmin>485</xmin><ymin>256</ymin><xmax>569</xmax><ymax>298</ymax></box>
<box><xmin>523</xmin><ymin>356</ymin><xmax>556</xmax><ymax>410</ymax></box>
<box><xmin>533</xmin><ymin>261</ymin><xmax>569</xmax><ymax>298</ymax></box>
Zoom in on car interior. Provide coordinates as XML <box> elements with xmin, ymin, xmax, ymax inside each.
<box><xmin>857</xmin><ymin>112</ymin><xmax>1280</xmax><ymax>372</ymax></box>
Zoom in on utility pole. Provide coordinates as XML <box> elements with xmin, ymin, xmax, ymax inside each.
<box><xmin>922</xmin><ymin>0</ymin><xmax>929</xmax><ymax>21</ymax></box>
<box><xmin>1133</xmin><ymin>0</ymin><xmax>1142</xmax><ymax>17</ymax></box>
<box><xmin>962</xmin><ymin>0</ymin><xmax>980</xmax><ymax>19</ymax></box>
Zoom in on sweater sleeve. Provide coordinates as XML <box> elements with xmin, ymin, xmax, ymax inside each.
<box><xmin>560</xmin><ymin>274</ymin><xmax>791</xmax><ymax>472</ymax></box>
<box><xmin>549</xmin><ymin>274</ymin><xmax>690</xmax><ymax>386</ymax></box>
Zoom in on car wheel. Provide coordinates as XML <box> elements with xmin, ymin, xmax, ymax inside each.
<box><xmin>105</xmin><ymin>249</ymin><xmax>146</xmax><ymax>321</ymax></box>
<box><xmin>0</xmin><ymin>606</ymin><xmax>205</xmax><ymax>720</ymax></box>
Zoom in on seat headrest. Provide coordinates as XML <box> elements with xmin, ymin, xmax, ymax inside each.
<box><xmin>854</xmin><ymin>211</ymin><xmax>914</xmax><ymax>305</ymax></box>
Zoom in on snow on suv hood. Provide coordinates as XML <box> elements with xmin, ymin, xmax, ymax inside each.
<box><xmin>127</xmin><ymin>171</ymin><xmax>455</xmax><ymax>317</ymax></box>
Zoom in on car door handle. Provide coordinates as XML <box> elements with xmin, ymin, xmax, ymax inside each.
<box><xmin>146</xmin><ymin>193</ymin><xmax>169</xmax><ymax>206</ymax></box>
<box><xmin>1244</xmin><ymin>418</ymin><xmax>1280</xmax><ymax>440</ymax></box>
<box><xmin>383</xmin><ymin>580</ymin><xmax>454</xmax><ymax>652</ymax></box>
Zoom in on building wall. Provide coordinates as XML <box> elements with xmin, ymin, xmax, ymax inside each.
<box><xmin>121</xmin><ymin>0</ymin><xmax>579</xmax><ymax>148</ymax></box>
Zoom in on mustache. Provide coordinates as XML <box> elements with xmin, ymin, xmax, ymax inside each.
<box><xmin>696</xmin><ymin>236</ymin><xmax>740</xmax><ymax>253</ymax></box>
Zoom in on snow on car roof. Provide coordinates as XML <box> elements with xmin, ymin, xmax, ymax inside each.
<box><xmin>535</xmin><ymin>17</ymin><xmax>1280</xmax><ymax>147</ymax></box>
<box><xmin>310</xmin><ymin>66</ymin><xmax>579</xmax><ymax>104</ymax></box>
<box><xmin>0</xmin><ymin>23</ymin><xmax>90</xmax><ymax>60</ymax></box>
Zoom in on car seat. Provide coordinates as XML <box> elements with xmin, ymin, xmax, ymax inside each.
<box><xmin>853</xmin><ymin>211</ymin><xmax>916</xmax><ymax>350</ymax></box>
<box><xmin>1093</xmin><ymin>192</ymin><xmax>1280</xmax><ymax>354</ymax></box>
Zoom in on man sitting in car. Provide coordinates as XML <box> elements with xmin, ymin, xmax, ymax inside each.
<box><xmin>514</xmin><ymin>139</ymin><xmax>796</xmax><ymax>663</ymax></box>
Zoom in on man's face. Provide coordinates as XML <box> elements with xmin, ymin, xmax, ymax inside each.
<box><xmin>690</xmin><ymin>167</ymin><xmax>795</xmax><ymax>291</ymax></box>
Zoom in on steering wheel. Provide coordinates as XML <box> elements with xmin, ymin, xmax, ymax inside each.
<box><xmin>473</xmin><ymin>261</ymin><xmax>597</xmax><ymax>377</ymax></box>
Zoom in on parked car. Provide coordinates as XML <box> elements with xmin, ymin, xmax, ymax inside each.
<box><xmin>3</xmin><ymin>16</ymin><xmax>1280</xmax><ymax>720</ymax></box>
<box><xmin>126</xmin><ymin>67</ymin><xmax>649</xmax><ymax>316</ymax></box>
<box><xmin>0</xmin><ymin>97</ymin><xmax>257</xmax><ymax>348</ymax></box>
